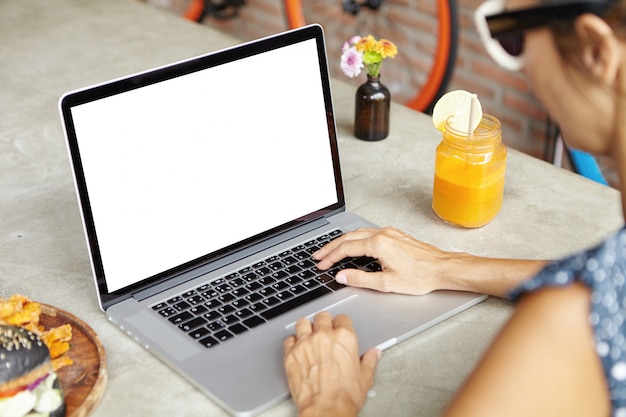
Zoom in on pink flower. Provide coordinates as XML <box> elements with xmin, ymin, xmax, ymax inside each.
<box><xmin>341</xmin><ymin>36</ymin><xmax>362</xmax><ymax>53</ymax></box>
<box><xmin>340</xmin><ymin>46</ymin><xmax>364</xmax><ymax>78</ymax></box>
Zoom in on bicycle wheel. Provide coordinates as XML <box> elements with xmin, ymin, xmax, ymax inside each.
<box><xmin>183</xmin><ymin>0</ymin><xmax>206</xmax><ymax>21</ymax></box>
<box><xmin>283</xmin><ymin>0</ymin><xmax>457</xmax><ymax>114</ymax></box>
<box><xmin>178</xmin><ymin>0</ymin><xmax>245</xmax><ymax>22</ymax></box>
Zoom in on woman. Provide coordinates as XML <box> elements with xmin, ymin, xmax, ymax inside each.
<box><xmin>283</xmin><ymin>0</ymin><xmax>626</xmax><ymax>414</ymax></box>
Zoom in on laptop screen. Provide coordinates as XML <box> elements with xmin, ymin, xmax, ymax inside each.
<box><xmin>62</xmin><ymin>26</ymin><xmax>343</xmax><ymax>295</ymax></box>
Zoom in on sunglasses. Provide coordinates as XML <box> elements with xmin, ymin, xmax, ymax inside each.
<box><xmin>474</xmin><ymin>0</ymin><xmax>610</xmax><ymax>71</ymax></box>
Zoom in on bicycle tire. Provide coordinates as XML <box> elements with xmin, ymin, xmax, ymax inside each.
<box><xmin>282</xmin><ymin>0</ymin><xmax>457</xmax><ymax>114</ymax></box>
<box><xmin>183</xmin><ymin>0</ymin><xmax>206</xmax><ymax>21</ymax></box>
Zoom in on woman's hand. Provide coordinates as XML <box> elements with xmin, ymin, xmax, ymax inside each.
<box><xmin>314</xmin><ymin>227</ymin><xmax>450</xmax><ymax>295</ymax></box>
<box><xmin>283</xmin><ymin>312</ymin><xmax>380</xmax><ymax>417</ymax></box>
<box><xmin>313</xmin><ymin>227</ymin><xmax>548</xmax><ymax>298</ymax></box>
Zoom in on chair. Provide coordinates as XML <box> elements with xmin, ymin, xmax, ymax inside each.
<box><xmin>567</xmin><ymin>147</ymin><xmax>608</xmax><ymax>186</ymax></box>
<box><xmin>544</xmin><ymin>119</ymin><xmax>608</xmax><ymax>186</ymax></box>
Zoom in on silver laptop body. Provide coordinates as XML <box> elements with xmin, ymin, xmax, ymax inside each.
<box><xmin>59</xmin><ymin>24</ymin><xmax>486</xmax><ymax>416</ymax></box>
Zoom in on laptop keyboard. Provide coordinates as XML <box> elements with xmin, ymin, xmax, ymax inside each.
<box><xmin>151</xmin><ymin>229</ymin><xmax>382</xmax><ymax>348</ymax></box>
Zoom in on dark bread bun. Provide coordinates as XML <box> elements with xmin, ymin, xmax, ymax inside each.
<box><xmin>0</xmin><ymin>325</ymin><xmax>50</xmax><ymax>384</ymax></box>
<box><xmin>0</xmin><ymin>325</ymin><xmax>66</xmax><ymax>417</ymax></box>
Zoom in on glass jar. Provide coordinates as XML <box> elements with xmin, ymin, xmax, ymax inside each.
<box><xmin>432</xmin><ymin>114</ymin><xmax>507</xmax><ymax>228</ymax></box>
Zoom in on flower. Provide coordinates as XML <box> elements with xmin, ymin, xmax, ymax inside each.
<box><xmin>340</xmin><ymin>45</ymin><xmax>363</xmax><ymax>78</ymax></box>
<box><xmin>340</xmin><ymin>35</ymin><xmax>398</xmax><ymax>78</ymax></box>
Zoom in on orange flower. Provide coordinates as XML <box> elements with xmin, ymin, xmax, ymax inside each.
<box><xmin>355</xmin><ymin>35</ymin><xmax>377</xmax><ymax>53</ymax></box>
<box><xmin>377</xmin><ymin>39</ymin><xmax>398</xmax><ymax>59</ymax></box>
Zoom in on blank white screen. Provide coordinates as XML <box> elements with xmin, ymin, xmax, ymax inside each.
<box><xmin>71</xmin><ymin>39</ymin><xmax>337</xmax><ymax>292</ymax></box>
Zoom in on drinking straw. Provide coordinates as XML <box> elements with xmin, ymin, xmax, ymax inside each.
<box><xmin>465</xmin><ymin>94</ymin><xmax>479</xmax><ymax>169</ymax></box>
<box><xmin>467</xmin><ymin>93</ymin><xmax>478</xmax><ymax>139</ymax></box>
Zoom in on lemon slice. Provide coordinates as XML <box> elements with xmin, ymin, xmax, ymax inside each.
<box><xmin>432</xmin><ymin>90</ymin><xmax>483</xmax><ymax>133</ymax></box>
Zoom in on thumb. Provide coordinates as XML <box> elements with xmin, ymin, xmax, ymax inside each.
<box><xmin>360</xmin><ymin>348</ymin><xmax>381</xmax><ymax>391</ymax></box>
<box><xmin>335</xmin><ymin>269</ymin><xmax>386</xmax><ymax>291</ymax></box>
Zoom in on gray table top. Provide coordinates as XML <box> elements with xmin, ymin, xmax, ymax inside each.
<box><xmin>1</xmin><ymin>1</ymin><xmax>623</xmax><ymax>416</ymax></box>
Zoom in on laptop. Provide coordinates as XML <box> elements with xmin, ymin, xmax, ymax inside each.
<box><xmin>59</xmin><ymin>24</ymin><xmax>486</xmax><ymax>416</ymax></box>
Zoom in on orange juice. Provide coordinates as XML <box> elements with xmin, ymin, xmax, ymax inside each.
<box><xmin>432</xmin><ymin>114</ymin><xmax>506</xmax><ymax>228</ymax></box>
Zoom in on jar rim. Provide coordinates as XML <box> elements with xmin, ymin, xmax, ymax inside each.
<box><xmin>443</xmin><ymin>113</ymin><xmax>501</xmax><ymax>148</ymax></box>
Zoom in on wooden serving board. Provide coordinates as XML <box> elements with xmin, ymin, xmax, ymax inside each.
<box><xmin>39</xmin><ymin>305</ymin><xmax>108</xmax><ymax>417</ymax></box>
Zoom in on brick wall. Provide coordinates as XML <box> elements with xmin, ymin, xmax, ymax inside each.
<box><xmin>157</xmin><ymin>0</ymin><xmax>551</xmax><ymax>158</ymax></box>
<box><xmin>455</xmin><ymin>0</ymin><xmax>548</xmax><ymax>158</ymax></box>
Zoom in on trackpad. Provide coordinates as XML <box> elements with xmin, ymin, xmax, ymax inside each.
<box><xmin>284</xmin><ymin>295</ymin><xmax>403</xmax><ymax>353</ymax></box>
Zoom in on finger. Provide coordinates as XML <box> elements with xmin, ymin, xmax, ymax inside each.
<box><xmin>283</xmin><ymin>335</ymin><xmax>296</xmax><ymax>352</ymax></box>
<box><xmin>313</xmin><ymin>311</ymin><xmax>333</xmax><ymax>331</ymax></box>
<box><xmin>360</xmin><ymin>348</ymin><xmax>381</xmax><ymax>390</ymax></box>
<box><xmin>294</xmin><ymin>317</ymin><xmax>313</xmax><ymax>338</ymax></box>
<box><xmin>313</xmin><ymin>228</ymin><xmax>377</xmax><ymax>263</ymax></box>
<box><xmin>333</xmin><ymin>313</ymin><xmax>355</xmax><ymax>332</ymax></box>
<box><xmin>283</xmin><ymin>335</ymin><xmax>299</xmax><ymax>369</ymax></box>
<box><xmin>316</xmin><ymin>240</ymin><xmax>374</xmax><ymax>270</ymax></box>
<box><xmin>312</xmin><ymin>234</ymin><xmax>347</xmax><ymax>260</ymax></box>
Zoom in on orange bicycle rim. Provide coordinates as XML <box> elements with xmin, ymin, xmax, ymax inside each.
<box><xmin>282</xmin><ymin>0</ymin><xmax>455</xmax><ymax>113</ymax></box>
<box><xmin>183</xmin><ymin>0</ymin><xmax>206</xmax><ymax>21</ymax></box>
<box><xmin>404</xmin><ymin>0</ymin><xmax>452</xmax><ymax>112</ymax></box>
<box><xmin>283</xmin><ymin>0</ymin><xmax>306</xmax><ymax>28</ymax></box>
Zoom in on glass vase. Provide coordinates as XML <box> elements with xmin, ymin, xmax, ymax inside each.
<box><xmin>354</xmin><ymin>74</ymin><xmax>391</xmax><ymax>141</ymax></box>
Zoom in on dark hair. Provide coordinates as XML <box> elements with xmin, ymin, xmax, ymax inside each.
<box><xmin>547</xmin><ymin>0</ymin><xmax>626</xmax><ymax>71</ymax></box>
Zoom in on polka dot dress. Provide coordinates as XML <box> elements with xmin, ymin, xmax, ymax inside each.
<box><xmin>510</xmin><ymin>228</ymin><xmax>626</xmax><ymax>416</ymax></box>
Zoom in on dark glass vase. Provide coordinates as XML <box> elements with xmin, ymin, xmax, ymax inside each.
<box><xmin>354</xmin><ymin>74</ymin><xmax>391</xmax><ymax>141</ymax></box>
